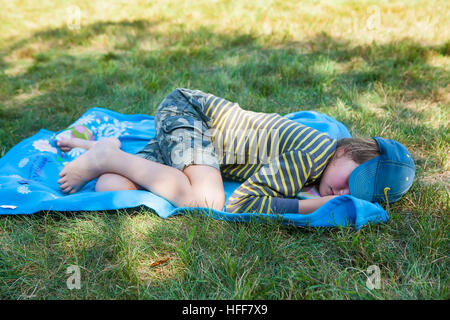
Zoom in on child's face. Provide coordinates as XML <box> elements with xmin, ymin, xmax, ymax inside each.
<box><xmin>318</xmin><ymin>149</ymin><xmax>359</xmax><ymax>197</ymax></box>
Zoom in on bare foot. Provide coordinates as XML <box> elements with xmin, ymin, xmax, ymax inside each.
<box><xmin>57</xmin><ymin>138</ymin><xmax>121</xmax><ymax>194</ymax></box>
<box><xmin>56</xmin><ymin>137</ymin><xmax>96</xmax><ymax>152</ymax></box>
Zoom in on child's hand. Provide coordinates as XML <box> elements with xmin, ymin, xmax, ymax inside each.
<box><xmin>298</xmin><ymin>195</ymin><xmax>340</xmax><ymax>214</ymax></box>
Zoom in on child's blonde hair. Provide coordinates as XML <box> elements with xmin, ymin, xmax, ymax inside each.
<box><xmin>333</xmin><ymin>137</ymin><xmax>380</xmax><ymax>164</ymax></box>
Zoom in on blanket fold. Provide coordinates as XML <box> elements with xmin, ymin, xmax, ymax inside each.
<box><xmin>0</xmin><ymin>107</ymin><xmax>389</xmax><ymax>229</ymax></box>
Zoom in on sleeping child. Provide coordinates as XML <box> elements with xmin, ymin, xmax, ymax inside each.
<box><xmin>56</xmin><ymin>88</ymin><xmax>416</xmax><ymax>214</ymax></box>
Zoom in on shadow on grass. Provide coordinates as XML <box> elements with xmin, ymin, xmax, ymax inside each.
<box><xmin>1</xmin><ymin>20</ymin><xmax>448</xmax><ymax>151</ymax></box>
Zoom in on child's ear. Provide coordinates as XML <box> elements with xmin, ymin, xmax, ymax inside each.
<box><xmin>335</xmin><ymin>147</ymin><xmax>347</xmax><ymax>158</ymax></box>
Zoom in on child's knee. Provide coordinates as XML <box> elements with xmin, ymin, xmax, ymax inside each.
<box><xmin>177</xmin><ymin>187</ymin><xmax>224</xmax><ymax>211</ymax></box>
<box><xmin>203</xmin><ymin>192</ymin><xmax>225</xmax><ymax>211</ymax></box>
<box><xmin>95</xmin><ymin>173</ymin><xmax>137</xmax><ymax>192</ymax></box>
<box><xmin>179</xmin><ymin>164</ymin><xmax>225</xmax><ymax>210</ymax></box>
<box><xmin>194</xmin><ymin>188</ymin><xmax>225</xmax><ymax>211</ymax></box>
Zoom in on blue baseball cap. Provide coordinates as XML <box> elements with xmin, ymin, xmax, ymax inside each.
<box><xmin>349</xmin><ymin>137</ymin><xmax>416</xmax><ymax>204</ymax></box>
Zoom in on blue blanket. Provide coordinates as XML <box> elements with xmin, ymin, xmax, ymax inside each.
<box><xmin>0</xmin><ymin>107</ymin><xmax>389</xmax><ymax>229</ymax></box>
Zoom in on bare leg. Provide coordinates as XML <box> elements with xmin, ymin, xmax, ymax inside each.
<box><xmin>182</xmin><ymin>164</ymin><xmax>225</xmax><ymax>210</ymax></box>
<box><xmin>95</xmin><ymin>173</ymin><xmax>141</xmax><ymax>191</ymax></box>
<box><xmin>57</xmin><ymin>138</ymin><xmax>225</xmax><ymax>210</ymax></box>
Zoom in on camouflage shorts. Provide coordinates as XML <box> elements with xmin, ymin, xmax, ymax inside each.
<box><xmin>135</xmin><ymin>88</ymin><xmax>220</xmax><ymax>171</ymax></box>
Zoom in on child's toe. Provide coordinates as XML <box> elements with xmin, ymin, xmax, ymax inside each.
<box><xmin>61</xmin><ymin>185</ymin><xmax>72</xmax><ymax>193</ymax></box>
<box><xmin>59</xmin><ymin>181</ymin><xmax>69</xmax><ymax>189</ymax></box>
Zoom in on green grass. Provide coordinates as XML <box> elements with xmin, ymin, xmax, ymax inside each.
<box><xmin>0</xmin><ymin>0</ymin><xmax>449</xmax><ymax>299</ymax></box>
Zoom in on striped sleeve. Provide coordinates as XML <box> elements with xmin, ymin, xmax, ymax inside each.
<box><xmin>225</xmin><ymin>150</ymin><xmax>315</xmax><ymax>214</ymax></box>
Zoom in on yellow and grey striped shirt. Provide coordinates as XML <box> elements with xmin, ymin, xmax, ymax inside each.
<box><xmin>202</xmin><ymin>93</ymin><xmax>337</xmax><ymax>214</ymax></box>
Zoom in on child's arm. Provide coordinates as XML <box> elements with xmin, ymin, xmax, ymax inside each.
<box><xmin>226</xmin><ymin>150</ymin><xmax>342</xmax><ymax>215</ymax></box>
<box><xmin>226</xmin><ymin>150</ymin><xmax>315</xmax><ymax>214</ymax></box>
<box><xmin>297</xmin><ymin>195</ymin><xmax>339</xmax><ymax>214</ymax></box>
